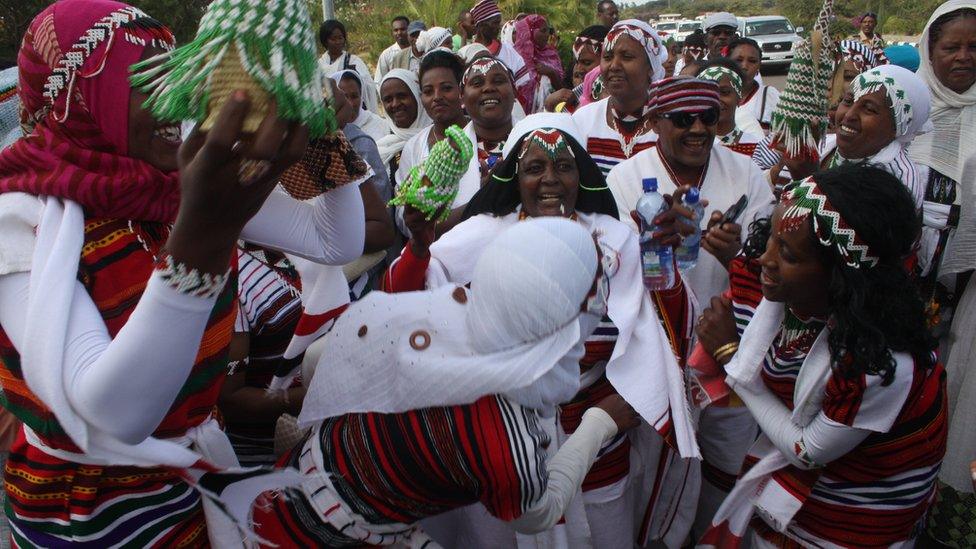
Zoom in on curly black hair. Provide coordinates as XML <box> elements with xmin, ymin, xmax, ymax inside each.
<box><xmin>742</xmin><ymin>164</ymin><xmax>936</xmax><ymax>384</ymax></box>
<box><xmin>319</xmin><ymin>20</ymin><xmax>347</xmax><ymax>48</ymax></box>
<box><xmin>928</xmin><ymin>8</ymin><xmax>976</xmax><ymax>49</ymax></box>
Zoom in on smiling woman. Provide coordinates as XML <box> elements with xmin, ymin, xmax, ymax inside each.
<box><xmin>572</xmin><ymin>20</ymin><xmax>667</xmax><ymax>179</ymax></box>
<box><xmin>386</xmin><ymin>113</ymin><xmax>697</xmax><ymax>549</ymax></box>
<box><xmin>700</xmin><ymin>165</ymin><xmax>944</xmax><ymax>548</ymax></box>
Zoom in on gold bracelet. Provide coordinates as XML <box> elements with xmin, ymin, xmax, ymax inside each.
<box><xmin>712</xmin><ymin>342</ymin><xmax>739</xmax><ymax>361</ymax></box>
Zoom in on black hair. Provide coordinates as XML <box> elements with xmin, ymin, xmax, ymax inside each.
<box><xmin>419</xmin><ymin>50</ymin><xmax>465</xmax><ymax>86</ymax></box>
<box><xmin>696</xmin><ymin>57</ymin><xmax>746</xmax><ymax>82</ymax></box>
<box><xmin>462</xmin><ymin>132</ymin><xmax>619</xmax><ymax>221</ymax></box>
<box><xmin>727</xmin><ymin>37</ymin><xmax>761</xmax><ymax>58</ymax></box>
<box><xmin>861</xmin><ymin>11</ymin><xmax>878</xmax><ymax>20</ymax></box>
<box><xmin>578</xmin><ymin>24</ymin><xmax>610</xmax><ymax>43</ymax></box>
<box><xmin>683</xmin><ymin>30</ymin><xmax>706</xmax><ymax>48</ymax></box>
<box><xmin>928</xmin><ymin>8</ymin><xmax>976</xmax><ymax>50</ymax></box>
<box><xmin>597</xmin><ymin>0</ymin><xmax>617</xmax><ymax>13</ymax></box>
<box><xmin>392</xmin><ymin>15</ymin><xmax>409</xmax><ymax>26</ymax></box>
<box><xmin>319</xmin><ymin>20</ymin><xmax>347</xmax><ymax>47</ymax></box>
<box><xmin>742</xmin><ymin>164</ymin><xmax>935</xmax><ymax>384</ymax></box>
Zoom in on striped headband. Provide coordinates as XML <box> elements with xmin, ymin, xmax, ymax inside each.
<box><xmin>849</xmin><ymin>68</ymin><xmax>912</xmax><ymax>139</ymax></box>
<box><xmin>781</xmin><ymin>178</ymin><xmax>880</xmax><ymax>269</ymax></box>
<box><xmin>698</xmin><ymin>66</ymin><xmax>743</xmax><ymax>98</ymax></box>
<box><xmin>462</xmin><ymin>57</ymin><xmax>510</xmax><ymax>86</ymax></box>
<box><xmin>648</xmin><ymin>77</ymin><xmax>720</xmax><ymax>114</ymax></box>
<box><xmin>470</xmin><ymin>0</ymin><xmax>502</xmax><ymax>25</ymax></box>
<box><xmin>573</xmin><ymin>36</ymin><xmax>602</xmax><ymax>60</ymax></box>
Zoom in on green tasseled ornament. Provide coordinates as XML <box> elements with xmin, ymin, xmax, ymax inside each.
<box><xmin>768</xmin><ymin>0</ymin><xmax>839</xmax><ymax>162</ymax></box>
<box><xmin>390</xmin><ymin>125</ymin><xmax>474</xmax><ymax>222</ymax></box>
<box><xmin>129</xmin><ymin>0</ymin><xmax>335</xmax><ymax>138</ymax></box>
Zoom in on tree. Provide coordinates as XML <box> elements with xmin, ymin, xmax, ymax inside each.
<box><xmin>1</xmin><ymin>0</ymin><xmax>209</xmax><ymax>62</ymax></box>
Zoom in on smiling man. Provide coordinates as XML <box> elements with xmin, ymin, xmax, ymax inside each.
<box><xmin>606</xmin><ymin>76</ymin><xmax>774</xmax><ymax>540</ymax></box>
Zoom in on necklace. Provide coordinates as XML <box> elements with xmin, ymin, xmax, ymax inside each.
<box><xmin>778</xmin><ymin>308</ymin><xmax>827</xmax><ymax>355</ymax></box>
<box><xmin>656</xmin><ymin>145</ymin><xmax>709</xmax><ymax>190</ymax></box>
<box><xmin>608</xmin><ymin>102</ymin><xmax>651</xmax><ymax>159</ymax></box>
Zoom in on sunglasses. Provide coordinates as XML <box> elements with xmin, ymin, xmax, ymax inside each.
<box><xmin>660</xmin><ymin>108</ymin><xmax>719</xmax><ymax>128</ymax></box>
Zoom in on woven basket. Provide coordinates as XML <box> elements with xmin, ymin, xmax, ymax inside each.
<box><xmin>278</xmin><ymin>131</ymin><xmax>370</xmax><ymax>200</ymax></box>
<box><xmin>200</xmin><ymin>43</ymin><xmax>271</xmax><ymax>133</ymax></box>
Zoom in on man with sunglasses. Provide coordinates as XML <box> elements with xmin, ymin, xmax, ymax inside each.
<box><xmin>606</xmin><ymin>77</ymin><xmax>774</xmax><ymax>539</ymax></box>
<box><xmin>703</xmin><ymin>12</ymin><xmax>739</xmax><ymax>58</ymax></box>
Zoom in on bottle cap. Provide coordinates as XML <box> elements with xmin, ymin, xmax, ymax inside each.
<box><xmin>685</xmin><ymin>187</ymin><xmax>701</xmax><ymax>204</ymax></box>
<box><xmin>642</xmin><ymin>177</ymin><xmax>658</xmax><ymax>192</ymax></box>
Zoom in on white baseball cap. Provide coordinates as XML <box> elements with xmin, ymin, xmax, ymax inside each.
<box><xmin>703</xmin><ymin>12</ymin><xmax>738</xmax><ymax>31</ymax></box>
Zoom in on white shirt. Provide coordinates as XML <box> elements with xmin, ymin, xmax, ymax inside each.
<box><xmin>607</xmin><ymin>142</ymin><xmax>775</xmax><ymax>305</ymax></box>
<box><xmin>374</xmin><ymin>43</ymin><xmax>406</xmax><ymax>84</ymax></box>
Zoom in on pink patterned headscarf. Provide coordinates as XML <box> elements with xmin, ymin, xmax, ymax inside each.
<box><xmin>513</xmin><ymin>15</ymin><xmax>564</xmax><ymax>112</ymax></box>
<box><xmin>0</xmin><ymin>0</ymin><xmax>181</xmax><ymax>223</ymax></box>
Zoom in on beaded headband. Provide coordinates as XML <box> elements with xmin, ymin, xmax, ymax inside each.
<box><xmin>780</xmin><ymin>178</ymin><xmax>880</xmax><ymax>269</ymax></box>
<box><xmin>698</xmin><ymin>66</ymin><xmax>743</xmax><ymax>98</ymax></box>
<box><xmin>462</xmin><ymin>57</ymin><xmax>510</xmax><ymax>86</ymax></box>
<box><xmin>849</xmin><ymin>68</ymin><xmax>912</xmax><ymax>139</ymax></box>
<box><xmin>573</xmin><ymin>36</ymin><xmax>602</xmax><ymax>60</ymax></box>
<box><xmin>518</xmin><ymin>128</ymin><xmax>575</xmax><ymax>161</ymax></box>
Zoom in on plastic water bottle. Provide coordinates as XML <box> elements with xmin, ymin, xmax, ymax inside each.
<box><xmin>635</xmin><ymin>178</ymin><xmax>675</xmax><ymax>291</ymax></box>
<box><xmin>676</xmin><ymin>187</ymin><xmax>705</xmax><ymax>273</ymax></box>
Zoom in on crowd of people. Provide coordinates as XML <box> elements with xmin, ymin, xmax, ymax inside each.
<box><xmin>0</xmin><ymin>0</ymin><xmax>974</xmax><ymax>547</ymax></box>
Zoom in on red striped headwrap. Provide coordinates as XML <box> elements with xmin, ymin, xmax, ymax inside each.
<box><xmin>647</xmin><ymin>77</ymin><xmax>721</xmax><ymax>114</ymax></box>
<box><xmin>470</xmin><ymin>0</ymin><xmax>502</xmax><ymax>25</ymax></box>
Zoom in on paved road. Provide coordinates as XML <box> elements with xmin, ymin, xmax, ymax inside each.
<box><xmin>760</xmin><ymin>68</ymin><xmax>788</xmax><ymax>92</ymax></box>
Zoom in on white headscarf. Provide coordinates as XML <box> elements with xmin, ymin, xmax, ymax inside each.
<box><xmin>376</xmin><ymin>69</ymin><xmax>433</xmax><ymax>165</ymax></box>
<box><xmin>457</xmin><ymin>43</ymin><xmax>491</xmax><ymax>64</ymax></box>
<box><xmin>331</xmin><ymin>69</ymin><xmax>390</xmax><ymax>142</ymax></box>
<box><xmin>418</xmin><ymin>27</ymin><xmax>454</xmax><ymax>55</ymax></box>
<box><xmin>834</xmin><ymin>65</ymin><xmax>932</xmax><ymax>208</ymax></box>
<box><xmin>908</xmin><ymin>0</ymin><xmax>976</xmax><ymax>184</ymax></box>
<box><xmin>298</xmin><ymin>217</ymin><xmax>598</xmax><ymax>423</ymax></box>
<box><xmin>605</xmin><ymin>19</ymin><xmax>669</xmax><ymax>83</ymax></box>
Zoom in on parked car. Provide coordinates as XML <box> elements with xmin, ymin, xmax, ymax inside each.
<box><xmin>653</xmin><ymin>20</ymin><xmax>680</xmax><ymax>39</ymax></box>
<box><xmin>736</xmin><ymin>16</ymin><xmax>804</xmax><ymax>69</ymax></box>
<box><xmin>675</xmin><ymin>20</ymin><xmax>702</xmax><ymax>42</ymax></box>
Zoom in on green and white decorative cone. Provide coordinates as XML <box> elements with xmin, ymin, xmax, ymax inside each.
<box><xmin>130</xmin><ymin>0</ymin><xmax>335</xmax><ymax>138</ymax></box>
<box><xmin>769</xmin><ymin>0</ymin><xmax>838</xmax><ymax>162</ymax></box>
<box><xmin>390</xmin><ymin>125</ymin><xmax>474</xmax><ymax>222</ymax></box>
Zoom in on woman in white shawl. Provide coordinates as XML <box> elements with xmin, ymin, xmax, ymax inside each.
<box><xmin>331</xmin><ymin>69</ymin><xmax>391</xmax><ymax>143</ymax></box>
<box><xmin>911</xmin><ymin>2</ymin><xmax>976</xmax><ymax>547</ymax></box>
<box><xmin>377</xmin><ymin>69</ymin><xmax>432</xmax><ymax>176</ymax></box>
<box><xmin>778</xmin><ymin>64</ymin><xmax>932</xmax><ymax>211</ymax></box>
<box><xmin>387</xmin><ymin>113</ymin><xmax>698</xmax><ymax>549</ymax></box>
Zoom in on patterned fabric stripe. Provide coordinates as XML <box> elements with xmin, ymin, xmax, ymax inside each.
<box><xmin>724</xmin><ymin>142</ymin><xmax>758</xmax><ymax>158</ymax></box>
<box><xmin>5</xmin><ymin>439</ymin><xmax>207</xmax><ymax>547</ymax></box>
<box><xmin>314</xmin><ymin>395</ymin><xmax>546</xmax><ymax>530</ymax></box>
<box><xmin>586</xmin><ymin>137</ymin><xmax>656</xmax><ymax>177</ymax></box>
<box><xmin>559</xmin><ymin>374</ymin><xmax>632</xmax><ymax>492</ymax></box>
